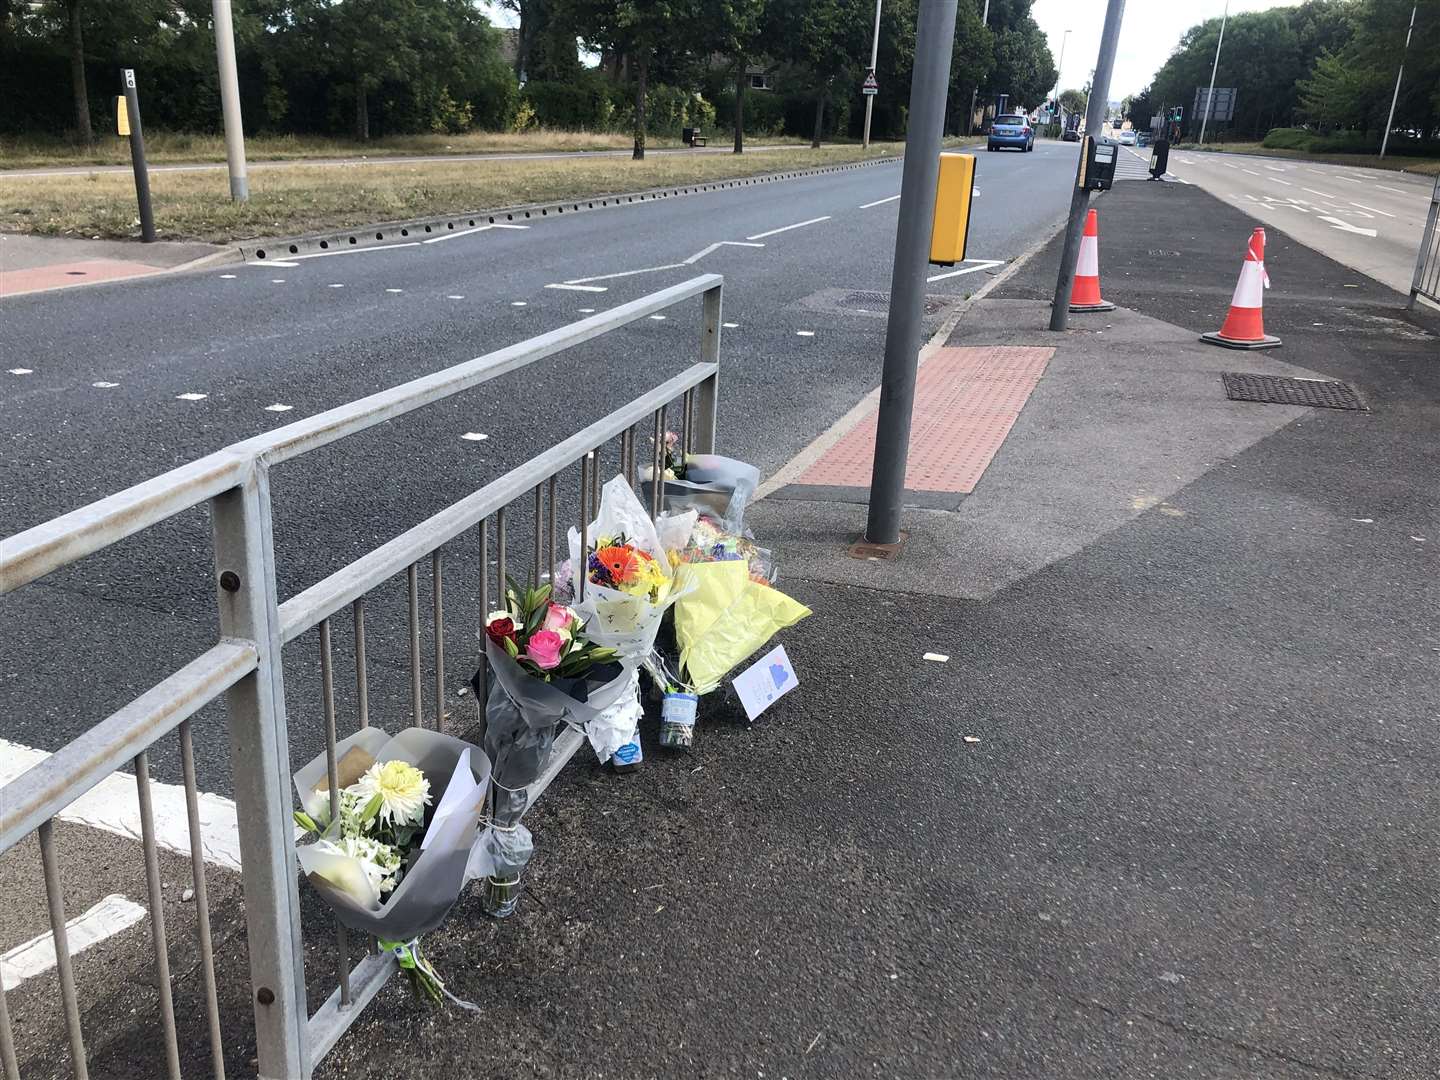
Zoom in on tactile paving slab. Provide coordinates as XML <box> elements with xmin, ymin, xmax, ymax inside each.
<box><xmin>0</xmin><ymin>259</ymin><xmax>163</xmax><ymax>297</ymax></box>
<box><xmin>797</xmin><ymin>345</ymin><xmax>1053</xmax><ymax>493</ymax></box>
<box><xmin>1221</xmin><ymin>372</ymin><xmax>1367</xmax><ymax>411</ymax></box>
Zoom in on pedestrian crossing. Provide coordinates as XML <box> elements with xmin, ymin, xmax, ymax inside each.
<box><xmin>1114</xmin><ymin>146</ymin><xmax>1157</xmax><ymax>182</ymax></box>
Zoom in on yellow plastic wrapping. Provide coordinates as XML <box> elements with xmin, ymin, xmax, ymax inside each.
<box><xmin>672</xmin><ymin>561</ymin><xmax>811</xmax><ymax>694</ymax></box>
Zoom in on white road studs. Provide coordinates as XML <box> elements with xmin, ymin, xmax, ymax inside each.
<box><xmin>176</xmin><ymin>392</ymin><xmax>208</xmax><ymax>401</ymax></box>
<box><xmin>7</xmin><ymin>368</ymin><xmax>33</xmax><ymax>375</ymax></box>
<box><xmin>219</xmin><ymin>274</ymin><xmax>237</xmax><ymax>279</ymax></box>
<box><xmin>461</xmin><ymin>432</ymin><xmax>489</xmax><ymax>442</ymax></box>
<box><xmin>447</xmin><ymin>294</ymin><xmax>465</xmax><ymax>299</ymax></box>
<box><xmin>264</xmin><ymin>403</ymin><xmax>293</xmax><ymax>412</ymax></box>
<box><xmin>386</xmin><ymin>288</ymin><xmax>404</xmax><ymax>293</ymax></box>
<box><xmin>91</xmin><ymin>381</ymin><xmax>119</xmax><ymax>388</ymax></box>
<box><xmin>649</xmin><ymin>314</ymin><xmax>667</xmax><ymax>321</ymax></box>
<box><xmin>328</xmin><ymin>283</ymin><xmax>345</xmax><ymax>288</ymax></box>
<box><xmin>796</xmin><ymin>330</ymin><xmax>815</xmax><ymax>337</ymax></box>
<box><xmin>511</xmin><ymin>301</ymin><xmax>527</xmax><ymax>307</ymax></box>
<box><xmin>271</xmin><ymin>278</ymin><xmax>286</xmax><ymax>284</ymax></box>
<box><xmin>723</xmin><ymin>322</ymin><xmax>739</xmax><ymax>328</ymax></box>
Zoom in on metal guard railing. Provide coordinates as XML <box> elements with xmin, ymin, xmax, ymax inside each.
<box><xmin>1410</xmin><ymin>173</ymin><xmax>1440</xmax><ymax>310</ymax></box>
<box><xmin>0</xmin><ymin>273</ymin><xmax>724</xmax><ymax>1080</ymax></box>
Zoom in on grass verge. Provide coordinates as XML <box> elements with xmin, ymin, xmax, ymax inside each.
<box><xmin>1171</xmin><ymin>141</ymin><xmax>1440</xmax><ymax>177</ymax></box>
<box><xmin>0</xmin><ymin>129</ymin><xmax>820</xmax><ymax>170</ymax></box>
<box><xmin>1</xmin><ymin>143</ymin><xmax>915</xmax><ymax>243</ymax></box>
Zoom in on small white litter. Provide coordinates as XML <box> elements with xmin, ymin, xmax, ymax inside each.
<box><xmin>923</xmin><ymin>652</ymin><xmax>949</xmax><ymax>663</ymax></box>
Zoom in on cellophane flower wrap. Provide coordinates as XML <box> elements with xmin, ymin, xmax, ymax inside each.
<box><xmin>642</xmin><ymin>441</ymin><xmax>761</xmax><ymax>533</ymax></box>
<box><xmin>470</xmin><ymin>582</ymin><xmax>633</xmax><ymax>916</ymax></box>
<box><xmin>648</xmin><ymin>516</ymin><xmax>811</xmax><ymax>746</ymax></box>
<box><xmin>566</xmin><ymin>475</ymin><xmax>697</xmax><ymax>764</ymax></box>
<box><xmin>293</xmin><ymin>726</ymin><xmax>492</xmax><ymax>1003</ymax></box>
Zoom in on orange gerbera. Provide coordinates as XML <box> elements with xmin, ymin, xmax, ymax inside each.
<box><xmin>594</xmin><ymin>544</ymin><xmax>640</xmax><ymax>584</ymax></box>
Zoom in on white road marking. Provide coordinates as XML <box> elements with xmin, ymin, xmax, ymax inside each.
<box><xmin>176</xmin><ymin>392</ymin><xmax>208</xmax><ymax>401</ymax></box>
<box><xmin>491</xmin><ymin>223</ymin><xmax>530</xmax><ymax>230</ymax></box>
<box><xmin>1334</xmin><ymin>175</ymin><xmax>1363</xmax><ymax>184</ymax></box>
<box><xmin>1264</xmin><ymin>164</ymin><xmax>1287</xmax><ymax>172</ymax></box>
<box><xmin>1303</xmin><ymin>187</ymin><xmax>1338</xmax><ymax>199</ymax></box>
<box><xmin>927</xmin><ymin>258</ymin><xmax>1005</xmax><ymax>283</ymax></box>
<box><xmin>649</xmin><ymin>314</ymin><xmax>667</xmax><ymax>320</ymax></box>
<box><xmin>447</xmin><ymin>294</ymin><xmax>465</xmax><ymax>299</ymax></box>
<box><xmin>545</xmin><ymin>283</ymin><xmax>608</xmax><ymax>292</ymax></box>
<box><xmin>328</xmin><ymin>283</ymin><xmax>345</xmax><ymax>288</ymax></box>
<box><xmin>264</xmin><ymin>403</ymin><xmax>293</xmax><ymax>412</ymax></box>
<box><xmin>1266</xmin><ymin>177</ymin><xmax>1293</xmax><ymax>186</ymax></box>
<box><xmin>511</xmin><ymin>301</ymin><xmax>527</xmax><ymax>306</ymax></box>
<box><xmin>1243</xmin><ymin>193</ymin><xmax>1259</xmax><ymax>202</ymax></box>
<box><xmin>422</xmin><ymin>223</ymin><xmax>492</xmax><ymax>245</ymax></box>
<box><xmin>1</xmin><ymin>895</ymin><xmax>148</xmax><ymax>989</ymax></box>
<box><xmin>270</xmin><ymin>278</ymin><xmax>286</xmax><ymax>283</ymax></box>
<box><xmin>7</xmin><ymin>368</ymin><xmax>33</xmax><ymax>375</ymax></box>
<box><xmin>461</xmin><ymin>432</ymin><xmax>488</xmax><ymax>442</ymax></box>
<box><xmin>565</xmin><ymin>262</ymin><xmax>687</xmax><ymax>285</ymax></box>
<box><xmin>1241</xmin><ymin>168</ymin><xmax>1262</xmax><ymax>176</ymax></box>
<box><xmin>796</xmin><ymin>330</ymin><xmax>815</xmax><ymax>337</ymax></box>
<box><xmin>723</xmin><ymin>322</ymin><xmax>739</xmax><ymax>328</ymax></box>
<box><xmin>1280</xmin><ymin>202</ymin><xmax>1310</xmax><ymax>212</ymax></box>
<box><xmin>683</xmin><ymin>240</ymin><xmax>764</xmax><ymax>264</ymax></box>
<box><xmin>1179</xmin><ymin>158</ymin><xmax>1195</xmax><ymax>164</ymax></box>
<box><xmin>292</xmin><ymin>241</ymin><xmax>422</xmax><ymax>261</ymax></box>
<box><xmin>1348</xmin><ymin>209</ymin><xmax>1375</xmax><ymax>219</ymax></box>
<box><xmin>1319</xmin><ymin>215</ymin><xmax>1378</xmax><ymax>237</ymax></box>
<box><xmin>219</xmin><ymin>274</ymin><xmax>237</xmax><ymax>279</ymax></box>
<box><xmin>1306</xmin><ymin>168</ymin><xmax>1328</xmax><ymax>175</ymax></box>
<box><xmin>746</xmin><ymin>215</ymin><xmax>831</xmax><ymax>240</ymax></box>
<box><xmin>248</xmin><ymin>260</ymin><xmax>299</xmax><ymax>268</ymax></box>
<box><xmin>577</xmin><ymin>307</ymin><xmax>596</xmax><ymax>313</ymax></box>
<box><xmin>91</xmin><ymin>381</ymin><xmax>118</xmax><ymax>388</ymax></box>
<box><xmin>0</xmin><ymin>738</ymin><xmax>244</xmax><ymax>870</ymax></box>
<box><xmin>1222</xmin><ymin>162</ymin><xmax>1239</xmax><ymax>169</ymax></box>
<box><xmin>1374</xmin><ymin>184</ymin><xmax>1406</xmax><ymax>195</ymax></box>
<box><xmin>385</xmin><ymin>288</ymin><xmax>403</xmax><ymax>293</ymax></box>
<box><xmin>1350</xmin><ymin>202</ymin><xmax>1396</xmax><ymax>218</ymax></box>
<box><xmin>859</xmin><ymin>194</ymin><xmax>901</xmax><ymax>208</ymax></box>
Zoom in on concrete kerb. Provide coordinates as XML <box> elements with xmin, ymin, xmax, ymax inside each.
<box><xmin>236</xmin><ymin>156</ymin><xmax>903</xmax><ymax>262</ymax></box>
<box><xmin>753</xmin><ymin>213</ymin><xmax>1068</xmax><ymax>501</ymax></box>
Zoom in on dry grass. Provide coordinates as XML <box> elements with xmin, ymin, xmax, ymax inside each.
<box><xmin>1173</xmin><ymin>141</ymin><xmax>1440</xmax><ymax>177</ymax></box>
<box><xmin>0</xmin><ymin>129</ymin><xmax>791</xmax><ymax>169</ymax></box>
<box><xmin>1</xmin><ymin>143</ymin><xmax>909</xmax><ymax>243</ymax></box>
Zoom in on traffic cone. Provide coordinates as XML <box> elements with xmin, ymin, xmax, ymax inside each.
<box><xmin>1068</xmin><ymin>208</ymin><xmax>1115</xmax><ymax>313</ymax></box>
<box><xmin>1201</xmin><ymin>227</ymin><xmax>1281</xmax><ymax>349</ymax></box>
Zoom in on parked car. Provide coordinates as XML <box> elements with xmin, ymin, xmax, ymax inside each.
<box><xmin>1061</xmin><ymin>127</ymin><xmax>1081</xmax><ymax>142</ymax></box>
<box><xmin>1119</xmin><ymin>129</ymin><xmax>1137</xmax><ymax>145</ymax></box>
<box><xmin>987</xmin><ymin>114</ymin><xmax>1034</xmax><ymax>152</ymax></box>
<box><xmin>1136</xmin><ymin>132</ymin><xmax>1152</xmax><ymax>148</ymax></box>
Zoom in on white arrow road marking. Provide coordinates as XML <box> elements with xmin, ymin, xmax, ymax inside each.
<box><xmin>1319</xmin><ymin>216</ymin><xmax>1378</xmax><ymax>237</ymax></box>
<box><xmin>421</xmin><ymin>222</ymin><xmax>529</xmax><ymax>245</ymax></box>
<box><xmin>746</xmin><ymin>216</ymin><xmax>830</xmax><ymax>240</ymax></box>
<box><xmin>927</xmin><ymin>258</ymin><xmax>1005</xmax><ymax>283</ymax></box>
<box><xmin>859</xmin><ymin>194</ymin><xmax>901</xmax><ymax>208</ymax></box>
<box><xmin>1350</xmin><ymin>202</ymin><xmax>1396</xmax><ymax>218</ymax></box>
<box><xmin>1</xmin><ymin>895</ymin><xmax>147</xmax><ymax>989</ymax></box>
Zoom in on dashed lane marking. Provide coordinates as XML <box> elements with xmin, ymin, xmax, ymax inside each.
<box><xmin>1350</xmin><ymin>202</ymin><xmax>1396</xmax><ymax>218</ymax></box>
<box><xmin>328</xmin><ymin>283</ymin><xmax>345</xmax><ymax>288</ymax></box>
<box><xmin>91</xmin><ymin>381</ymin><xmax>119</xmax><ymax>388</ymax></box>
<box><xmin>723</xmin><ymin>322</ymin><xmax>739</xmax><ymax>328</ymax></box>
<box><xmin>1334</xmin><ymin>175</ymin><xmax>1363</xmax><ymax>184</ymax></box>
<box><xmin>1</xmin><ymin>895</ymin><xmax>148</xmax><ymax>989</ymax></box>
<box><xmin>386</xmin><ymin>288</ymin><xmax>404</xmax><ymax>293</ymax></box>
<box><xmin>219</xmin><ymin>273</ymin><xmax>237</xmax><ymax>279</ymax></box>
<box><xmin>650</xmin><ymin>314</ymin><xmax>667</xmax><ymax>320</ymax></box>
<box><xmin>546</xmin><ymin>283</ymin><xmax>608</xmax><ymax>292</ymax></box>
<box><xmin>271</xmin><ymin>278</ymin><xmax>286</xmax><ymax>283</ymax></box>
<box><xmin>1303</xmin><ymin>187</ymin><xmax>1338</xmax><ymax>199</ymax></box>
<box><xmin>577</xmin><ymin>307</ymin><xmax>596</xmax><ymax>313</ymax></box>
<box><xmin>461</xmin><ymin>432</ymin><xmax>489</xmax><ymax>441</ymax></box>
<box><xmin>1241</xmin><ymin>168</ymin><xmax>1262</xmax><ymax>176</ymax></box>
<box><xmin>447</xmin><ymin>294</ymin><xmax>465</xmax><ymax>299</ymax></box>
<box><xmin>859</xmin><ymin>195</ymin><xmax>901</xmax><ymax>208</ymax></box>
<box><xmin>7</xmin><ymin>368</ymin><xmax>33</xmax><ymax>375</ymax></box>
<box><xmin>176</xmin><ymin>392</ymin><xmax>208</xmax><ymax>401</ymax></box>
<box><xmin>511</xmin><ymin>301</ymin><xmax>528</xmax><ymax>306</ymax></box>
<box><xmin>248</xmin><ymin>260</ymin><xmax>299</xmax><ymax>268</ymax></box>
<box><xmin>746</xmin><ymin>216</ymin><xmax>831</xmax><ymax>240</ymax></box>
<box><xmin>796</xmin><ymin>330</ymin><xmax>815</xmax><ymax>337</ymax></box>
<box><xmin>1266</xmin><ymin>177</ymin><xmax>1292</xmax><ymax>186</ymax></box>
<box><xmin>264</xmin><ymin>403</ymin><xmax>294</xmax><ymax>412</ymax></box>
<box><xmin>1374</xmin><ymin>184</ymin><xmax>1406</xmax><ymax>194</ymax></box>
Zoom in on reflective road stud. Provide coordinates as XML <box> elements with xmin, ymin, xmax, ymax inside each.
<box><xmin>1202</xmin><ymin>227</ymin><xmax>1282</xmax><ymax>350</ymax></box>
<box><xmin>1068</xmin><ymin>208</ymin><xmax>1115</xmax><ymax>312</ymax></box>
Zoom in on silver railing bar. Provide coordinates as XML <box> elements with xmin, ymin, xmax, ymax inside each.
<box><xmin>38</xmin><ymin>821</ymin><xmax>89</xmax><ymax>1079</ymax></box>
<box><xmin>135</xmin><ymin>750</ymin><xmax>183</xmax><ymax>1080</ymax></box>
<box><xmin>305</xmin><ymin>951</ymin><xmax>397</xmax><ymax>1066</ymax></box>
<box><xmin>432</xmin><ymin>550</ymin><xmax>445</xmax><ymax>732</ymax></box>
<box><xmin>522</xmin><ymin>727</ymin><xmax>587</xmax><ymax>814</ymax></box>
<box><xmin>0</xmin><ymin>640</ymin><xmax>259</xmax><ymax>852</ymax></box>
<box><xmin>179</xmin><ymin>719</ymin><xmax>227</xmax><ymax>1080</ymax></box>
<box><xmin>0</xmin><ymin>275</ymin><xmax>722</xmax><ymax>595</ymax></box>
<box><xmin>276</xmin><ymin>363</ymin><xmax>716</xmax><ymax>644</ymax></box>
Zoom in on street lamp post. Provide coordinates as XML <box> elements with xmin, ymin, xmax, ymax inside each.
<box><xmin>1380</xmin><ymin>4</ymin><xmax>1418</xmax><ymax>159</ymax></box>
<box><xmin>1198</xmin><ymin>0</ymin><xmax>1229</xmax><ymax>147</ymax></box>
<box><xmin>862</xmin><ymin>0</ymin><xmax>883</xmax><ymax>148</ymax></box>
<box><xmin>1051</xmin><ymin>29</ymin><xmax>1071</xmax><ymax>131</ymax></box>
<box><xmin>212</xmin><ymin>0</ymin><xmax>249</xmax><ymax>201</ymax></box>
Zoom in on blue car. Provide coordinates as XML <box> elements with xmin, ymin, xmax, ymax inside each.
<box><xmin>987</xmin><ymin>114</ymin><xmax>1034</xmax><ymax>152</ymax></box>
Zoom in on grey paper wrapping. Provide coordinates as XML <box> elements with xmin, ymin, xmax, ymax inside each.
<box><xmin>293</xmin><ymin>727</ymin><xmax>491</xmax><ymax>941</ymax></box>
<box><xmin>642</xmin><ymin>454</ymin><xmax>761</xmax><ymax>532</ymax></box>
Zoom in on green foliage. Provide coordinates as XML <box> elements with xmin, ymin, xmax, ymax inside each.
<box><xmin>523</xmin><ymin>75</ymin><xmax>618</xmax><ymax>130</ymax></box>
<box><xmin>712</xmin><ymin>88</ymin><xmax>787</xmax><ymax>136</ymax></box>
<box><xmin>1263</xmin><ymin>124</ymin><xmax>1440</xmax><ymax>156</ymax></box>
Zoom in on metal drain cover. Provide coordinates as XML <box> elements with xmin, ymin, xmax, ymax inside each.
<box><xmin>1222</xmin><ymin>372</ymin><xmax>1367</xmax><ymax>411</ymax></box>
<box><xmin>841</xmin><ymin>291</ymin><xmax>952</xmax><ymax>316</ymax></box>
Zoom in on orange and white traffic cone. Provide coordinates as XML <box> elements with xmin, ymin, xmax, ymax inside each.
<box><xmin>1201</xmin><ymin>227</ymin><xmax>1281</xmax><ymax>349</ymax></box>
<box><xmin>1069</xmin><ymin>208</ymin><xmax>1115</xmax><ymax>313</ymax></box>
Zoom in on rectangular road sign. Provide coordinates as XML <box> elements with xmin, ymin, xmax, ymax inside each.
<box><xmin>1193</xmin><ymin>86</ymin><xmax>1237</xmax><ymax>122</ymax></box>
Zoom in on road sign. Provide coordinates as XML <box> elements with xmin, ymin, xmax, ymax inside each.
<box><xmin>1193</xmin><ymin>86</ymin><xmax>1236</xmax><ymax>122</ymax></box>
<box><xmin>863</xmin><ymin>71</ymin><xmax>879</xmax><ymax>96</ymax></box>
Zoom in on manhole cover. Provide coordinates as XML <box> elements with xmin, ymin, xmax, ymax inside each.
<box><xmin>1221</xmin><ymin>372</ymin><xmax>1367</xmax><ymax>411</ymax></box>
<box><xmin>841</xmin><ymin>291</ymin><xmax>951</xmax><ymax>316</ymax></box>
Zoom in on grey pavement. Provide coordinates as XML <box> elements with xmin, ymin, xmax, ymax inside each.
<box><xmin>0</xmin><ymin>232</ymin><xmax>230</xmax><ymax>272</ymax></box>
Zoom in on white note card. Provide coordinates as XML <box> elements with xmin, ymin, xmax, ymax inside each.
<box><xmin>732</xmin><ymin>645</ymin><xmax>798</xmax><ymax>721</ymax></box>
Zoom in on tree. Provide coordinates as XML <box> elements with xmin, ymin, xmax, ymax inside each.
<box><xmin>690</xmin><ymin>0</ymin><xmax>765</xmax><ymax>153</ymax></box>
<box><xmin>63</xmin><ymin>0</ymin><xmax>90</xmax><ymax>142</ymax></box>
<box><xmin>764</xmin><ymin>0</ymin><xmax>869</xmax><ymax>148</ymax></box>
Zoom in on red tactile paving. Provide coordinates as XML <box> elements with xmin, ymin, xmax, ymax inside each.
<box><xmin>0</xmin><ymin>259</ymin><xmax>163</xmax><ymax>297</ymax></box>
<box><xmin>797</xmin><ymin>345</ymin><xmax>1053</xmax><ymax>493</ymax></box>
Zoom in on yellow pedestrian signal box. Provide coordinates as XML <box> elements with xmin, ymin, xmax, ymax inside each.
<box><xmin>115</xmin><ymin>96</ymin><xmax>130</xmax><ymax>136</ymax></box>
<box><xmin>930</xmin><ymin>152</ymin><xmax>975</xmax><ymax>266</ymax></box>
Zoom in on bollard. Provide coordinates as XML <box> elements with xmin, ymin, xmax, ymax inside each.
<box><xmin>120</xmin><ymin>68</ymin><xmax>156</xmax><ymax>243</ymax></box>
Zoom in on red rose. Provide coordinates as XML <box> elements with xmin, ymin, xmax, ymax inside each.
<box><xmin>485</xmin><ymin>615</ymin><xmax>517</xmax><ymax>647</ymax></box>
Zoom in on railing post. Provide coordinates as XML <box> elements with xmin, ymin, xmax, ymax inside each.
<box><xmin>211</xmin><ymin>463</ymin><xmax>308</xmax><ymax>1080</ymax></box>
<box><xmin>692</xmin><ymin>283</ymin><xmax>722</xmax><ymax>454</ymax></box>
<box><xmin>1409</xmin><ymin>175</ymin><xmax>1439</xmax><ymax>311</ymax></box>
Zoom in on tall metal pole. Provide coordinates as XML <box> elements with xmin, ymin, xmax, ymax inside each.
<box><xmin>966</xmin><ymin>0</ymin><xmax>991</xmax><ymax>136</ymax></box>
<box><xmin>1198</xmin><ymin>0</ymin><xmax>1229</xmax><ymax>147</ymax></box>
<box><xmin>864</xmin><ymin>0</ymin><xmax>958</xmax><ymax>547</ymax></box>
<box><xmin>1048</xmin><ymin>0</ymin><xmax>1126</xmax><ymax>332</ymax></box>
<box><xmin>1380</xmin><ymin>3</ymin><xmax>1418</xmax><ymax>159</ymax></box>
<box><xmin>212</xmin><ymin>0</ymin><xmax>249</xmax><ymax>201</ymax></box>
<box><xmin>1050</xmin><ymin>29</ymin><xmax>1070</xmax><ymax>130</ymax></box>
<box><xmin>121</xmin><ymin>69</ymin><xmax>157</xmax><ymax>243</ymax></box>
<box><xmin>862</xmin><ymin>0</ymin><xmax>883</xmax><ymax>148</ymax></box>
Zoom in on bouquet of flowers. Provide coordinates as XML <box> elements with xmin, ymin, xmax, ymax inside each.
<box><xmin>470</xmin><ymin>580</ymin><xmax>633</xmax><ymax>916</ymax></box>
<box><xmin>642</xmin><ymin>433</ymin><xmax>761</xmax><ymax>533</ymax></box>
<box><xmin>648</xmin><ymin>516</ymin><xmax>811</xmax><ymax>748</ymax></box>
<box><xmin>566</xmin><ymin>476</ymin><xmax>696</xmax><ymax>771</ymax></box>
<box><xmin>293</xmin><ymin>726</ymin><xmax>491</xmax><ymax>1005</ymax></box>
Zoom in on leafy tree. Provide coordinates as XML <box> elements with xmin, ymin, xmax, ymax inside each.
<box><xmin>689</xmin><ymin>0</ymin><xmax>765</xmax><ymax>152</ymax></box>
<box><xmin>764</xmin><ymin>0</ymin><xmax>870</xmax><ymax>148</ymax></box>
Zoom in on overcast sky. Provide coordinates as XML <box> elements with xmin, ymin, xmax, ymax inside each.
<box><xmin>1029</xmin><ymin>0</ymin><xmax>1295</xmax><ymax>99</ymax></box>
